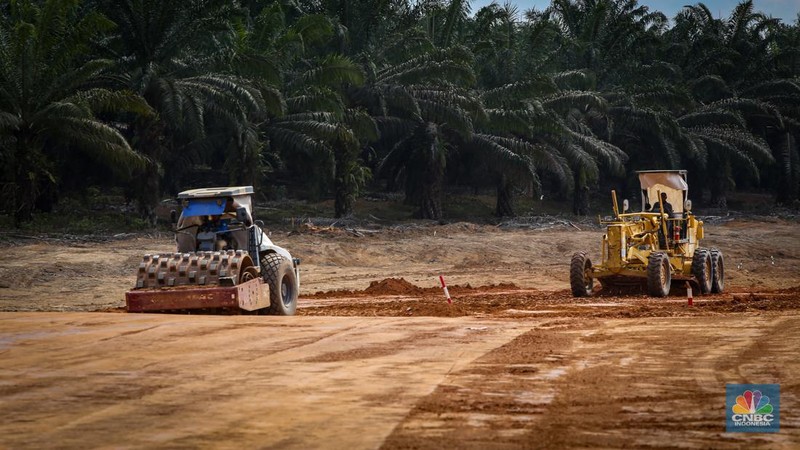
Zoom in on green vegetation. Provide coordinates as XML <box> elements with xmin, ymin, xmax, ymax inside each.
<box><xmin>1</xmin><ymin>0</ymin><xmax>798</xmax><ymax>227</ymax></box>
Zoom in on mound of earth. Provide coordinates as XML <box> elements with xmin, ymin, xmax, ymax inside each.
<box><xmin>365</xmin><ymin>278</ymin><xmax>424</xmax><ymax>296</ymax></box>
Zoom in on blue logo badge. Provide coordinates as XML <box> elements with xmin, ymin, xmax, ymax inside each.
<box><xmin>726</xmin><ymin>384</ymin><xmax>780</xmax><ymax>433</ymax></box>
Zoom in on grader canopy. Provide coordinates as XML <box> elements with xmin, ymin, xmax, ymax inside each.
<box><xmin>638</xmin><ymin>171</ymin><xmax>688</xmax><ymax>215</ymax></box>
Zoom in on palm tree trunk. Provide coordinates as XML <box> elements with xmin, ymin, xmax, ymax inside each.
<box><xmin>131</xmin><ymin>119</ymin><xmax>165</xmax><ymax>226</ymax></box>
<box><xmin>774</xmin><ymin>132</ymin><xmax>797</xmax><ymax>205</ymax></box>
<box><xmin>495</xmin><ymin>176</ymin><xmax>515</xmax><ymax>217</ymax></box>
<box><xmin>334</xmin><ymin>186</ymin><xmax>352</xmax><ymax>218</ymax></box>
<box><xmin>334</xmin><ymin>162</ymin><xmax>354</xmax><ymax>218</ymax></box>
<box><xmin>572</xmin><ymin>170</ymin><xmax>590</xmax><ymax>216</ymax></box>
<box><xmin>333</xmin><ymin>141</ymin><xmax>360</xmax><ymax>218</ymax></box>
<box><xmin>12</xmin><ymin>134</ymin><xmax>39</xmax><ymax>226</ymax></box>
<box><xmin>417</xmin><ymin>179</ymin><xmax>442</xmax><ymax>220</ymax></box>
<box><xmin>709</xmin><ymin>183</ymin><xmax>728</xmax><ymax>208</ymax></box>
<box><xmin>415</xmin><ymin>160</ymin><xmax>443</xmax><ymax>220</ymax></box>
<box><xmin>709</xmin><ymin>160</ymin><xmax>732</xmax><ymax>209</ymax></box>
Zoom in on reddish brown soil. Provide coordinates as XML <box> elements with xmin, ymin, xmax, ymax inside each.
<box><xmin>0</xmin><ymin>219</ymin><xmax>799</xmax><ymax>448</ymax></box>
<box><xmin>301</xmin><ymin>279</ymin><xmax>800</xmax><ymax>319</ymax></box>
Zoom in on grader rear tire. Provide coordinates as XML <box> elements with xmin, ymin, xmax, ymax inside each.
<box><xmin>570</xmin><ymin>252</ymin><xmax>594</xmax><ymax>297</ymax></box>
<box><xmin>691</xmin><ymin>248</ymin><xmax>712</xmax><ymax>294</ymax></box>
<box><xmin>260</xmin><ymin>253</ymin><xmax>298</xmax><ymax>316</ymax></box>
<box><xmin>647</xmin><ymin>252</ymin><xmax>671</xmax><ymax>297</ymax></box>
<box><xmin>710</xmin><ymin>249</ymin><xmax>725</xmax><ymax>293</ymax></box>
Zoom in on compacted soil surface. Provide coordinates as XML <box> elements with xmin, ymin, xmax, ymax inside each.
<box><xmin>0</xmin><ymin>218</ymin><xmax>798</xmax><ymax>448</ymax></box>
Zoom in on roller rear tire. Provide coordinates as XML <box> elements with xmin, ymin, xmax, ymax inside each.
<box><xmin>260</xmin><ymin>253</ymin><xmax>298</xmax><ymax>315</ymax></box>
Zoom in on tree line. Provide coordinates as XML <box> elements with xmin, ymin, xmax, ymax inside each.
<box><xmin>1</xmin><ymin>0</ymin><xmax>798</xmax><ymax>225</ymax></box>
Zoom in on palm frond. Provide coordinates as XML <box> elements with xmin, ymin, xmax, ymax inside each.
<box><xmin>0</xmin><ymin>110</ymin><xmax>21</xmax><ymax>132</ymax></box>
<box><xmin>565</xmin><ymin>129</ymin><xmax>627</xmax><ymax>175</ymax></box>
<box><xmin>379</xmin><ymin>85</ymin><xmax>422</xmax><ymax>120</ymax></box>
<box><xmin>740</xmin><ymin>79</ymin><xmax>800</xmax><ymax>98</ymax></box>
<box><xmin>543</xmin><ymin>91</ymin><xmax>606</xmax><ymax>113</ymax></box>
<box><xmin>468</xmin><ymin>133</ymin><xmax>540</xmax><ymax>188</ymax></box>
<box><xmin>690</xmin><ymin>126</ymin><xmax>774</xmax><ymax>164</ymax></box>
<box><xmin>418</xmin><ymin>99</ymin><xmax>473</xmax><ymax>139</ymax></box>
<box><xmin>689</xmin><ymin>75</ymin><xmax>733</xmax><ymax>101</ymax></box>
<box><xmin>484</xmin><ymin>109</ymin><xmax>533</xmax><ymax>135</ymax></box>
<box><xmin>481</xmin><ymin>77</ymin><xmax>558</xmax><ymax>107</ymax></box>
<box><xmin>301</xmin><ymin>55</ymin><xmax>365</xmax><ymax>88</ymax></box>
<box><xmin>344</xmin><ymin>109</ymin><xmax>379</xmax><ymax>143</ymax></box>
<box><xmin>266</xmin><ymin>124</ymin><xmax>333</xmax><ymax>160</ymax></box>
<box><xmin>259</xmin><ymin>85</ymin><xmax>285</xmax><ymax>117</ymax></box>
<box><xmin>383</xmin><ymin>60</ymin><xmax>476</xmax><ymax>86</ymax></box>
<box><xmin>69</xmin><ymin>88</ymin><xmax>154</xmax><ymax>117</ymax></box>
<box><xmin>54</xmin><ymin>117</ymin><xmax>147</xmax><ymax>173</ymax></box>
<box><xmin>374</xmin><ymin>116</ymin><xmax>414</xmax><ymax>143</ymax></box>
<box><xmin>271</xmin><ymin>120</ymin><xmax>341</xmax><ymax>142</ymax></box>
<box><xmin>678</xmin><ymin>110</ymin><xmax>746</xmax><ymax>128</ymax></box>
<box><xmin>549</xmin><ymin>136</ymin><xmax>600</xmax><ymax>181</ymax></box>
<box><xmin>709</xmin><ymin>97</ymin><xmax>784</xmax><ymax>128</ymax></box>
<box><xmin>552</xmin><ymin>70</ymin><xmax>595</xmax><ymax>90</ymax></box>
<box><xmin>286</xmin><ymin>89</ymin><xmax>343</xmax><ymax>116</ymax></box>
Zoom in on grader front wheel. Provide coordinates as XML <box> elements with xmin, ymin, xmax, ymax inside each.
<box><xmin>691</xmin><ymin>248</ymin><xmax>712</xmax><ymax>294</ymax></box>
<box><xmin>647</xmin><ymin>252</ymin><xmax>672</xmax><ymax>297</ymax></box>
<box><xmin>570</xmin><ymin>252</ymin><xmax>594</xmax><ymax>297</ymax></box>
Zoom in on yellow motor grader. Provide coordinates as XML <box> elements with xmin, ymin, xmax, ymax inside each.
<box><xmin>570</xmin><ymin>170</ymin><xmax>724</xmax><ymax>297</ymax></box>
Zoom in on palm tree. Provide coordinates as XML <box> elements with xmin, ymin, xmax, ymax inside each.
<box><xmin>354</xmin><ymin>47</ymin><xmax>480</xmax><ymax>219</ymax></box>
<box><xmin>739</xmin><ymin>80</ymin><xmax>800</xmax><ymax>205</ymax></box>
<box><xmin>479</xmin><ymin>71</ymin><xmax>628</xmax><ymax>215</ymax></box>
<box><xmin>240</xmin><ymin>4</ymin><xmax>375</xmax><ymax>217</ymax></box>
<box><xmin>668</xmin><ymin>1</ymin><xmax>780</xmax><ymax>86</ymax></box>
<box><xmin>548</xmin><ymin>0</ymin><xmax>668</xmax><ymax>87</ymax></box>
<box><xmin>97</xmin><ymin>0</ymin><xmax>265</xmax><ymax>222</ymax></box>
<box><xmin>466</xmin><ymin>2</ymin><xmax>523</xmax><ymax>88</ymax></box>
<box><xmin>0</xmin><ymin>0</ymin><xmax>149</xmax><ymax>224</ymax></box>
<box><xmin>607</xmin><ymin>78</ymin><xmax>777</xmax><ymax>207</ymax></box>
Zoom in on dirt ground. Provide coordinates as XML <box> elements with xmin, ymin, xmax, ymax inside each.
<box><xmin>1</xmin><ymin>218</ymin><xmax>799</xmax><ymax>448</ymax></box>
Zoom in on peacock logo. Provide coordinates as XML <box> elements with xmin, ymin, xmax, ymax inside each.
<box><xmin>732</xmin><ymin>390</ymin><xmax>773</xmax><ymax>415</ymax></box>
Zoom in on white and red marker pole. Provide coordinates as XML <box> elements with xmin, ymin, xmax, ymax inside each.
<box><xmin>686</xmin><ymin>281</ymin><xmax>693</xmax><ymax>306</ymax></box>
<box><xmin>439</xmin><ymin>275</ymin><xmax>452</xmax><ymax>304</ymax></box>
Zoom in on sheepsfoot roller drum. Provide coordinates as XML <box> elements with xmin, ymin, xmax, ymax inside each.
<box><xmin>569</xmin><ymin>170</ymin><xmax>724</xmax><ymax>298</ymax></box>
<box><xmin>126</xmin><ymin>251</ymin><xmax>269</xmax><ymax>313</ymax></box>
<box><xmin>125</xmin><ymin>186</ymin><xmax>300</xmax><ymax>314</ymax></box>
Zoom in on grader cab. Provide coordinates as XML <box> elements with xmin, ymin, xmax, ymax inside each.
<box><xmin>570</xmin><ymin>170</ymin><xmax>724</xmax><ymax>297</ymax></box>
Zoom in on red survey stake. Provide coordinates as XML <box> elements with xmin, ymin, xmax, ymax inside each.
<box><xmin>686</xmin><ymin>281</ymin><xmax>693</xmax><ymax>306</ymax></box>
<box><xmin>439</xmin><ymin>275</ymin><xmax>452</xmax><ymax>304</ymax></box>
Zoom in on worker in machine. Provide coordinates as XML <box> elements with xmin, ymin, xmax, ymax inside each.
<box><xmin>652</xmin><ymin>192</ymin><xmax>673</xmax><ymax>216</ymax></box>
<box><xmin>198</xmin><ymin>215</ymin><xmax>231</xmax><ymax>251</ymax></box>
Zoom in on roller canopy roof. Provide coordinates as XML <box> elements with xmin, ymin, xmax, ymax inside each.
<box><xmin>176</xmin><ymin>186</ymin><xmax>255</xmax><ymax>222</ymax></box>
<box><xmin>177</xmin><ymin>186</ymin><xmax>254</xmax><ymax>199</ymax></box>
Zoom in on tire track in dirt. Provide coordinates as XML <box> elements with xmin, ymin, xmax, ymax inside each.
<box><xmin>381</xmin><ymin>315</ymin><xmax>800</xmax><ymax>449</ymax></box>
<box><xmin>0</xmin><ymin>313</ymin><xmax>528</xmax><ymax>449</ymax></box>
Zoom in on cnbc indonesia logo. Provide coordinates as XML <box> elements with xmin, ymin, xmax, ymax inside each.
<box><xmin>732</xmin><ymin>390</ymin><xmax>773</xmax><ymax>424</ymax></box>
<box><xmin>726</xmin><ymin>384</ymin><xmax>780</xmax><ymax>433</ymax></box>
